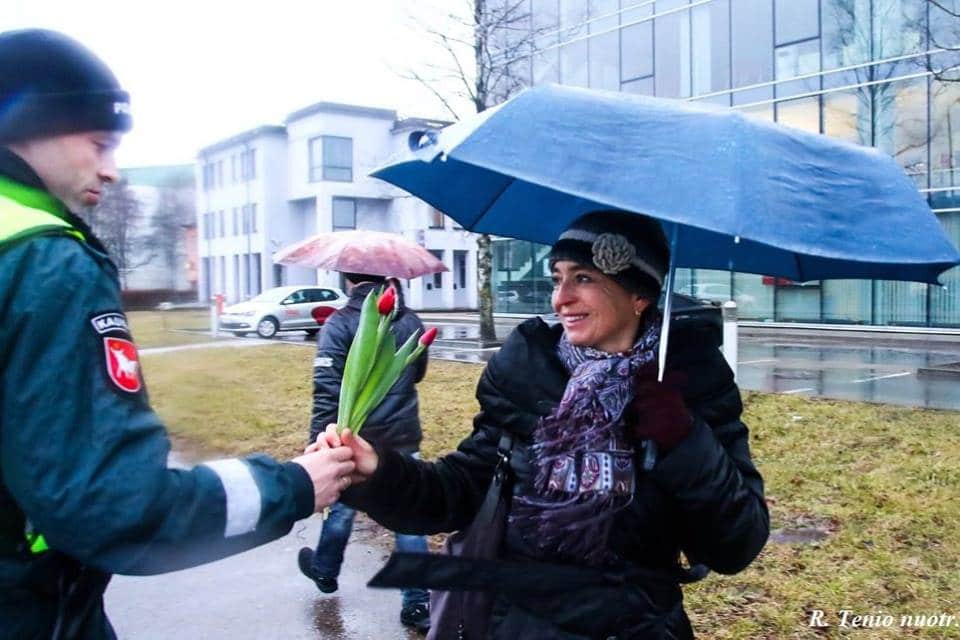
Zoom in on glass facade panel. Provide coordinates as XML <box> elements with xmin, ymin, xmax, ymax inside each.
<box><xmin>875</xmin><ymin>78</ymin><xmax>928</xmax><ymax>189</ymax></box>
<box><xmin>930</xmin><ymin>212</ymin><xmax>960</xmax><ymax>327</ymax></box>
<box><xmin>561</xmin><ymin>40</ymin><xmax>590</xmax><ymax>87</ymax></box>
<box><xmin>874</xmin><ymin>281</ymin><xmax>927</xmax><ymax>325</ymax></box>
<box><xmin>510</xmin><ymin>0</ymin><xmax>960</xmax><ymax>328</ymax></box>
<box><xmin>622</xmin><ymin>75</ymin><xmax>655</xmax><ymax>95</ymax></box>
<box><xmin>822</xmin><ymin>280</ymin><xmax>872</xmax><ymax>323</ymax></box>
<box><xmin>821</xmin><ymin>0</ymin><xmax>871</xmax><ymax>70</ymax></box>
<box><xmin>873</xmin><ymin>0</ymin><xmax>926</xmax><ymax>59</ymax></box>
<box><xmin>775</xmin><ymin>283</ymin><xmax>822</xmax><ymax>321</ymax></box>
<box><xmin>621</xmin><ymin>5</ymin><xmax>653</xmax><ymax>81</ymax></box>
<box><xmin>590</xmin><ymin>0</ymin><xmax>619</xmax><ymax>33</ymax></box>
<box><xmin>691</xmin><ymin>0</ymin><xmax>731</xmax><ymax>96</ymax></box>
<box><xmin>533</xmin><ymin>0</ymin><xmax>561</xmax><ymax>83</ymax></box>
<box><xmin>493</xmin><ymin>240</ymin><xmax>553</xmax><ymax>314</ymax></box>
<box><xmin>929</xmin><ymin>80</ymin><xmax>960</xmax><ymax>192</ymax></box>
<box><xmin>823</xmin><ymin>88</ymin><xmax>872</xmax><ymax>144</ymax></box>
<box><xmin>734</xmin><ymin>273</ymin><xmax>775</xmax><ymax>319</ymax></box>
<box><xmin>775</xmin><ymin>38</ymin><xmax>821</xmax><ymax>98</ymax></box>
<box><xmin>731</xmin><ymin>0</ymin><xmax>773</xmax><ymax>89</ymax></box>
<box><xmin>655</xmin><ymin>1</ymin><xmax>691</xmax><ymax>98</ymax></box>
<box><xmin>775</xmin><ymin>0</ymin><xmax>820</xmax><ymax>45</ymax></box>
<box><xmin>590</xmin><ymin>31</ymin><xmax>621</xmax><ymax>90</ymax></box>
<box><xmin>776</xmin><ymin>96</ymin><xmax>821</xmax><ymax>133</ymax></box>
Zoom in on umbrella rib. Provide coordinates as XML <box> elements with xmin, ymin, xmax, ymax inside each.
<box><xmin>469</xmin><ymin>175</ymin><xmax>517</xmax><ymax>231</ymax></box>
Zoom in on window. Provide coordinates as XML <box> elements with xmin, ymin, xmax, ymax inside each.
<box><xmin>532</xmin><ymin>0</ymin><xmax>560</xmax><ymax>83</ymax></box>
<box><xmin>216</xmin><ymin>160</ymin><xmax>224</xmax><ymax>188</ymax></box>
<box><xmin>282</xmin><ymin>290</ymin><xmax>309</xmax><ymax>305</ymax></box>
<box><xmin>241</xmin><ymin>148</ymin><xmax>256</xmax><ymax>180</ymax></box>
<box><xmin>430</xmin><ymin>250</ymin><xmax>444</xmax><ymax>288</ymax></box>
<box><xmin>455</xmin><ymin>250</ymin><xmax>467</xmax><ymax>289</ymax></box>
<box><xmin>309</xmin><ymin>289</ymin><xmax>339</xmax><ymax>302</ymax></box>
<box><xmin>231</xmin><ymin>155</ymin><xmax>237</xmax><ymax>183</ymax></box>
<box><xmin>589</xmin><ymin>0</ymin><xmax>620</xmax><ymax>92</ymax></box>
<box><xmin>218</xmin><ymin>210</ymin><xmax>225</xmax><ymax>237</ymax></box>
<box><xmin>655</xmin><ymin>0</ymin><xmax>691</xmax><ymax>99</ymax></box>
<box><xmin>332</xmin><ymin>197</ymin><xmax>357</xmax><ymax>230</ymax></box>
<box><xmin>240</xmin><ymin>204</ymin><xmax>258</xmax><ymax>234</ymax></box>
<box><xmin>821</xmin><ymin>0</ymin><xmax>870</xmax><ymax>71</ymax></box>
<box><xmin>621</xmin><ymin>11</ymin><xmax>653</xmax><ymax>82</ymax></box>
<box><xmin>692</xmin><ymin>0</ymin><xmax>730</xmax><ymax>96</ymax></box>
<box><xmin>775</xmin><ymin>0</ymin><xmax>819</xmax><ymax>46</ymax></box>
<box><xmin>232</xmin><ymin>208</ymin><xmax>239</xmax><ymax>235</ymax></box>
<box><xmin>202</xmin><ymin>162</ymin><xmax>216</xmax><ymax>190</ymax></box>
<box><xmin>310</xmin><ymin>136</ymin><xmax>353</xmax><ymax>182</ymax></box>
<box><xmin>429</xmin><ymin>209</ymin><xmax>445</xmax><ymax>229</ymax></box>
<box><xmin>732</xmin><ymin>0</ymin><xmax>773</xmax><ymax>90</ymax></box>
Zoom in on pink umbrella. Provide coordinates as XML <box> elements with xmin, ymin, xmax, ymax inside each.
<box><xmin>272</xmin><ymin>230</ymin><xmax>449</xmax><ymax>279</ymax></box>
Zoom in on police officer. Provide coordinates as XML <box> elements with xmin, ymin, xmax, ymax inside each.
<box><xmin>0</xmin><ymin>29</ymin><xmax>356</xmax><ymax>639</ymax></box>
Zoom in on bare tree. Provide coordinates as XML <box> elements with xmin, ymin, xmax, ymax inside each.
<box><xmin>87</xmin><ymin>180</ymin><xmax>152</xmax><ymax>289</ymax></box>
<box><xmin>402</xmin><ymin>0</ymin><xmax>540</xmax><ymax>344</ymax></box>
<box><xmin>925</xmin><ymin>0</ymin><xmax>960</xmax><ymax>81</ymax></box>
<box><xmin>152</xmin><ymin>174</ymin><xmax>195</xmax><ymax>289</ymax></box>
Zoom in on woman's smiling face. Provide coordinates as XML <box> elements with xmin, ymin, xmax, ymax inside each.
<box><xmin>551</xmin><ymin>260</ymin><xmax>651</xmax><ymax>353</ymax></box>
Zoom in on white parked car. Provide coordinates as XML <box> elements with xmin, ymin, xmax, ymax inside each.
<box><xmin>219</xmin><ymin>285</ymin><xmax>348</xmax><ymax>338</ymax></box>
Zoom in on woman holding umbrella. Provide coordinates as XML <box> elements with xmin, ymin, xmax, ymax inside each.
<box><xmin>320</xmin><ymin>210</ymin><xmax>769</xmax><ymax>639</ymax></box>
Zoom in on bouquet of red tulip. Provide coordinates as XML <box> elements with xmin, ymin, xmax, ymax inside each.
<box><xmin>337</xmin><ymin>285</ymin><xmax>437</xmax><ymax>434</ymax></box>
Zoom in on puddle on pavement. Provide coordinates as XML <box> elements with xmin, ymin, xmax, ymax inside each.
<box><xmin>769</xmin><ymin>527</ymin><xmax>831</xmax><ymax>545</ymax></box>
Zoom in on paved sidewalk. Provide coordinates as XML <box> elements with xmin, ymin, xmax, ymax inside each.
<box><xmin>106</xmin><ymin>515</ymin><xmax>419</xmax><ymax>640</ymax></box>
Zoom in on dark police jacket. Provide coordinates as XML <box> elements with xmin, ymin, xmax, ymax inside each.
<box><xmin>310</xmin><ymin>282</ymin><xmax>427</xmax><ymax>453</ymax></box>
<box><xmin>344</xmin><ymin>316</ymin><xmax>769</xmax><ymax>639</ymax></box>
<box><xmin>0</xmin><ymin>150</ymin><xmax>314</xmax><ymax>639</ymax></box>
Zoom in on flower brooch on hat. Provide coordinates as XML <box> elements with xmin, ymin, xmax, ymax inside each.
<box><xmin>592</xmin><ymin>233</ymin><xmax>635</xmax><ymax>274</ymax></box>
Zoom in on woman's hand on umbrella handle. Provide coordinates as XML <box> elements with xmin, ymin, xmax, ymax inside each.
<box><xmin>304</xmin><ymin>423</ymin><xmax>344</xmax><ymax>453</ymax></box>
<box><xmin>340</xmin><ymin>429</ymin><xmax>379</xmax><ymax>482</ymax></box>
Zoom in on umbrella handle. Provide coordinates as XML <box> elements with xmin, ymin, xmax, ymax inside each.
<box><xmin>657</xmin><ymin>224</ymin><xmax>680</xmax><ymax>383</ymax></box>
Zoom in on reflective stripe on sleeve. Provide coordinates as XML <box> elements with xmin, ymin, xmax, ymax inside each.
<box><xmin>202</xmin><ymin>459</ymin><xmax>262</xmax><ymax>537</ymax></box>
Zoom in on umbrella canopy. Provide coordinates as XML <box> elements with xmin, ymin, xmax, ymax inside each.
<box><xmin>273</xmin><ymin>230</ymin><xmax>448</xmax><ymax>279</ymax></box>
<box><xmin>373</xmin><ymin>84</ymin><xmax>960</xmax><ymax>285</ymax></box>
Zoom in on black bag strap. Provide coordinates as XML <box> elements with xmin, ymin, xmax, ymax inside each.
<box><xmin>473</xmin><ymin>433</ymin><xmax>513</xmax><ymax>526</ymax></box>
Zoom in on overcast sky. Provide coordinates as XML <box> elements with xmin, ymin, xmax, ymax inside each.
<box><xmin>5</xmin><ymin>0</ymin><xmax>474</xmax><ymax>168</ymax></box>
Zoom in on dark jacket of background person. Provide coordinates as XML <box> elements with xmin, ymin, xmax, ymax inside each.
<box><xmin>0</xmin><ymin>150</ymin><xmax>314</xmax><ymax>640</ymax></box>
<box><xmin>343</xmin><ymin>316</ymin><xmax>769</xmax><ymax>639</ymax></box>
<box><xmin>310</xmin><ymin>281</ymin><xmax>427</xmax><ymax>453</ymax></box>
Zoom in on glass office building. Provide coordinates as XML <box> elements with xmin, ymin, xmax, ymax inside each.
<box><xmin>489</xmin><ymin>0</ymin><xmax>960</xmax><ymax>328</ymax></box>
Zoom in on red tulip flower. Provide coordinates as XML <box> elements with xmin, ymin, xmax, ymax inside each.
<box><xmin>377</xmin><ymin>286</ymin><xmax>397</xmax><ymax>315</ymax></box>
<box><xmin>420</xmin><ymin>326</ymin><xmax>438</xmax><ymax>347</ymax></box>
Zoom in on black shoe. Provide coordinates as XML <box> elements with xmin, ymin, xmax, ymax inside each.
<box><xmin>400</xmin><ymin>602</ymin><xmax>430</xmax><ymax>633</ymax></box>
<box><xmin>297</xmin><ymin>547</ymin><xmax>338</xmax><ymax>594</ymax></box>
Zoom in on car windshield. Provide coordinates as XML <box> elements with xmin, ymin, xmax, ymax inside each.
<box><xmin>249</xmin><ymin>289</ymin><xmax>290</xmax><ymax>303</ymax></box>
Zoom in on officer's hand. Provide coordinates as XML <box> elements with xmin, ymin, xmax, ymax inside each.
<box><xmin>291</xmin><ymin>447</ymin><xmax>356</xmax><ymax>512</ymax></box>
<box><xmin>304</xmin><ymin>423</ymin><xmax>343</xmax><ymax>453</ymax></box>
<box><xmin>340</xmin><ymin>429</ymin><xmax>378</xmax><ymax>482</ymax></box>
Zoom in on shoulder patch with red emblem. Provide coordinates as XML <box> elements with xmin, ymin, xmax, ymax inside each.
<box><xmin>90</xmin><ymin>311</ymin><xmax>143</xmax><ymax>394</ymax></box>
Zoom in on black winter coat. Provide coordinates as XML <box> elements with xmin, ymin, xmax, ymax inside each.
<box><xmin>310</xmin><ymin>282</ymin><xmax>427</xmax><ymax>453</ymax></box>
<box><xmin>344</xmin><ymin>316</ymin><xmax>768</xmax><ymax>639</ymax></box>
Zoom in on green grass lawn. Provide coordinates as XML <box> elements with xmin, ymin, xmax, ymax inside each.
<box><xmin>141</xmin><ymin>345</ymin><xmax>960</xmax><ymax>639</ymax></box>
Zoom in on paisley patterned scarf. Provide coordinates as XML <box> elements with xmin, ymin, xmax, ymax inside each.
<box><xmin>509</xmin><ymin>312</ymin><xmax>661</xmax><ymax>566</ymax></box>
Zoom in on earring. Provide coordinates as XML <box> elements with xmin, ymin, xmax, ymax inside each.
<box><xmin>634</xmin><ymin>308</ymin><xmax>643</xmax><ymax>316</ymax></box>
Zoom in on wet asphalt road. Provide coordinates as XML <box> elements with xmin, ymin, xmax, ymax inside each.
<box><xmin>106</xmin><ymin>514</ymin><xmax>421</xmax><ymax>640</ymax></box>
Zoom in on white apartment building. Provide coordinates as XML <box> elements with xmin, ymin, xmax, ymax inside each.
<box><xmin>196</xmin><ymin>102</ymin><xmax>478</xmax><ymax>310</ymax></box>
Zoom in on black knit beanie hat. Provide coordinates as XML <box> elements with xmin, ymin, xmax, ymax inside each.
<box><xmin>0</xmin><ymin>29</ymin><xmax>132</xmax><ymax>144</ymax></box>
<box><xmin>549</xmin><ymin>210</ymin><xmax>670</xmax><ymax>300</ymax></box>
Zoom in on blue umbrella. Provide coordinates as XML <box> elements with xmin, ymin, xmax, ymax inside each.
<box><xmin>372</xmin><ymin>84</ymin><xmax>960</xmax><ymax>375</ymax></box>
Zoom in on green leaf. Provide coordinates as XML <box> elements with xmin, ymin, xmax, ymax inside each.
<box><xmin>353</xmin><ymin>329</ymin><xmax>421</xmax><ymax>433</ymax></box>
<box><xmin>349</xmin><ymin>331</ymin><xmax>396</xmax><ymax>428</ymax></box>
<box><xmin>337</xmin><ymin>290</ymin><xmax>380</xmax><ymax>430</ymax></box>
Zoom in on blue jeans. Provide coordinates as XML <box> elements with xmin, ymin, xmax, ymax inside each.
<box><xmin>312</xmin><ymin>501</ymin><xmax>430</xmax><ymax>608</ymax></box>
